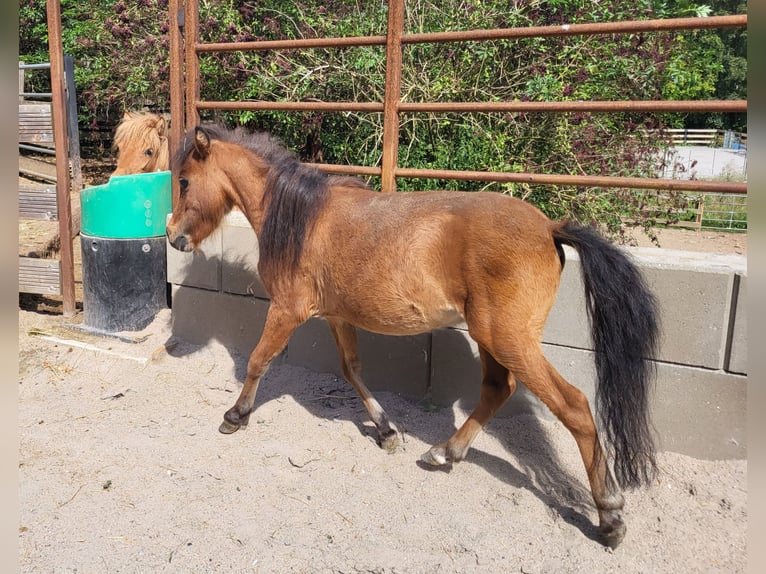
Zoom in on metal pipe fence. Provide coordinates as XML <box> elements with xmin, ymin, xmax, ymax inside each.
<box><xmin>168</xmin><ymin>1</ymin><xmax>747</xmax><ymax>203</ymax></box>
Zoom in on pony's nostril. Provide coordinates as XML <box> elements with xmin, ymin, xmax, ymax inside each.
<box><xmin>173</xmin><ymin>235</ymin><xmax>188</xmax><ymax>251</ymax></box>
<box><xmin>167</xmin><ymin>227</ymin><xmax>188</xmax><ymax>252</ymax></box>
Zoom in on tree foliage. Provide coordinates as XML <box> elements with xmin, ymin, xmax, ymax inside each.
<box><xmin>18</xmin><ymin>0</ymin><xmax>747</xmax><ymax>237</ymax></box>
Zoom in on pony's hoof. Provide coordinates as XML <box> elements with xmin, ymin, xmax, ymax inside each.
<box><xmin>380</xmin><ymin>431</ymin><xmax>401</xmax><ymax>453</ymax></box>
<box><xmin>599</xmin><ymin>516</ymin><xmax>627</xmax><ymax>549</ymax></box>
<box><xmin>219</xmin><ymin>419</ymin><xmax>241</xmax><ymax>434</ymax></box>
<box><xmin>420</xmin><ymin>445</ymin><xmax>449</xmax><ymax>466</ymax></box>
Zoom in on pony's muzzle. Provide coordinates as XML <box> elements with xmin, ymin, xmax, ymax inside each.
<box><xmin>166</xmin><ymin>226</ymin><xmax>192</xmax><ymax>252</ymax></box>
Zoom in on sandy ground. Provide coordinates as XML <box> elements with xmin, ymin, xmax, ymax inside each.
<box><xmin>18</xmin><ymin>159</ymin><xmax>747</xmax><ymax>572</ymax></box>
<box><xmin>18</xmin><ymin>303</ymin><xmax>747</xmax><ymax>573</ymax></box>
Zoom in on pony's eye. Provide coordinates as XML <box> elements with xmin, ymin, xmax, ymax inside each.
<box><xmin>145</xmin><ymin>148</ymin><xmax>154</xmax><ymax>157</ymax></box>
<box><xmin>179</xmin><ymin>177</ymin><xmax>189</xmax><ymax>196</ymax></box>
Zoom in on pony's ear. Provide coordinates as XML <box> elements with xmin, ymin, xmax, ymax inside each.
<box><xmin>156</xmin><ymin>115</ymin><xmax>167</xmax><ymax>137</ymax></box>
<box><xmin>192</xmin><ymin>127</ymin><xmax>211</xmax><ymax>159</ymax></box>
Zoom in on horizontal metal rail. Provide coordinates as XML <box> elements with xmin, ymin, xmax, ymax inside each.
<box><xmin>309</xmin><ymin>164</ymin><xmax>747</xmax><ymax>194</ymax></box>
<box><xmin>19</xmin><ymin>92</ymin><xmax>52</xmax><ymax>99</ymax></box>
<box><xmin>393</xmin><ymin>168</ymin><xmax>747</xmax><ymax>194</ymax></box>
<box><xmin>197</xmin><ymin>100</ymin><xmax>747</xmax><ymax>113</ymax></box>
<box><xmin>196</xmin><ymin>14</ymin><xmax>746</xmax><ymax>53</ymax></box>
<box><xmin>19</xmin><ymin>143</ymin><xmax>56</xmax><ymax>155</ymax></box>
<box><xmin>19</xmin><ymin>62</ymin><xmax>52</xmax><ymax>70</ymax></box>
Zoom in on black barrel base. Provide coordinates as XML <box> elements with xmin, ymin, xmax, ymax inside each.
<box><xmin>81</xmin><ymin>234</ymin><xmax>168</xmax><ymax>333</ymax></box>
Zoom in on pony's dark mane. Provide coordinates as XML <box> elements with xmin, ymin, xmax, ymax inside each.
<box><xmin>174</xmin><ymin>124</ymin><xmax>369</xmax><ymax>276</ymax></box>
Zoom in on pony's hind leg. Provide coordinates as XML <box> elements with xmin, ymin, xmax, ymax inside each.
<box><xmin>421</xmin><ymin>347</ymin><xmax>516</xmax><ymax>465</ymax></box>
<box><xmin>515</xmin><ymin>351</ymin><xmax>626</xmax><ymax>548</ymax></box>
<box><xmin>220</xmin><ymin>305</ymin><xmax>302</xmax><ymax>434</ymax></box>
<box><xmin>327</xmin><ymin>318</ymin><xmax>400</xmax><ymax>452</ymax></box>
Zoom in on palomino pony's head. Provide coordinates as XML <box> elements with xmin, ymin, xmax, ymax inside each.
<box><xmin>111</xmin><ymin>111</ymin><xmax>169</xmax><ymax>176</ymax></box>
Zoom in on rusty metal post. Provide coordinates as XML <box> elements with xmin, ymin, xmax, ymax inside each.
<box><xmin>381</xmin><ymin>0</ymin><xmax>405</xmax><ymax>193</ymax></box>
<box><xmin>169</xmin><ymin>0</ymin><xmax>185</xmax><ymax>205</ymax></box>
<box><xmin>45</xmin><ymin>0</ymin><xmax>76</xmax><ymax>316</ymax></box>
<box><xmin>184</xmin><ymin>0</ymin><xmax>200</xmax><ymax>130</ymax></box>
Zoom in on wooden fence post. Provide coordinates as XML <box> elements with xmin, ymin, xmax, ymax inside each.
<box><xmin>45</xmin><ymin>0</ymin><xmax>76</xmax><ymax>316</ymax></box>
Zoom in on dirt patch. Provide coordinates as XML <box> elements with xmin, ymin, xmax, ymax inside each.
<box><xmin>629</xmin><ymin>227</ymin><xmax>747</xmax><ymax>256</ymax></box>
<box><xmin>18</xmin><ymin>309</ymin><xmax>746</xmax><ymax>572</ymax></box>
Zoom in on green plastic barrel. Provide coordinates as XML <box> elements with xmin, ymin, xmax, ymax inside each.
<box><xmin>80</xmin><ymin>171</ymin><xmax>172</xmax><ymax>238</ymax></box>
<box><xmin>79</xmin><ymin>171</ymin><xmax>172</xmax><ymax>332</ymax></box>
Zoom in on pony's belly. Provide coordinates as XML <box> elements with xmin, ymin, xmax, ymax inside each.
<box><xmin>351</xmin><ymin>303</ymin><xmax>464</xmax><ymax>336</ymax></box>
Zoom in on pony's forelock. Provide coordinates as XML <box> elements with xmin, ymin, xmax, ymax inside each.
<box><xmin>114</xmin><ymin>111</ymin><xmax>166</xmax><ymax>150</ymax></box>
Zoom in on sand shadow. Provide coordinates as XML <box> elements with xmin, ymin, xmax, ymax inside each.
<box><xmin>163</xmin><ymin>253</ymin><xmax>603</xmax><ymax>544</ymax></box>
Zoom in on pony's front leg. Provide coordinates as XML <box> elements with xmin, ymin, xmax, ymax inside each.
<box><xmin>219</xmin><ymin>306</ymin><xmax>302</xmax><ymax>434</ymax></box>
<box><xmin>326</xmin><ymin>317</ymin><xmax>400</xmax><ymax>452</ymax></box>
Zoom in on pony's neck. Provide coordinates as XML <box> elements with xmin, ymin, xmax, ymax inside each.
<box><xmin>223</xmin><ymin>146</ymin><xmax>270</xmax><ymax>234</ymax></box>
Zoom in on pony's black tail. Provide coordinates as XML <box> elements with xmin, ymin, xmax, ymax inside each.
<box><xmin>553</xmin><ymin>220</ymin><xmax>659</xmax><ymax>489</ymax></box>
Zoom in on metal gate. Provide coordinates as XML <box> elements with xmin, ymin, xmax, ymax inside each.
<box><xmin>167</xmin><ymin>1</ymin><xmax>746</xmax><ymax>205</ymax></box>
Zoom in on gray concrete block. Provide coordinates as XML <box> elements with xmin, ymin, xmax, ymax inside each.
<box><xmin>166</xmin><ymin>232</ymin><xmax>222</xmax><ymax>291</ymax></box>
<box><xmin>630</xmin><ymin>249</ymin><xmax>746</xmax><ymax>370</ymax></box>
<box><xmin>541</xmin><ymin>343</ymin><xmax>598</xmax><ymax>408</ymax></box>
<box><xmin>544</xmin><ymin>246</ymin><xmax>742</xmax><ymax>370</ymax></box>
<box><xmin>727</xmin><ymin>275</ymin><xmax>747</xmax><ymax>374</ymax></box>
<box><xmin>286</xmin><ymin>317</ymin><xmax>339</xmax><ymax>374</ymax></box>
<box><xmin>221</xmin><ymin>212</ymin><xmax>269</xmax><ymax>299</ymax></box>
<box><xmin>643</xmin><ymin>266</ymin><xmax>734</xmax><ymax>369</ymax></box>
<box><xmin>651</xmin><ymin>361</ymin><xmax>746</xmax><ymax>460</ymax></box>
<box><xmin>287</xmin><ymin>317</ymin><xmax>430</xmax><ymax>399</ymax></box>
<box><xmin>170</xmin><ymin>285</ymin><xmax>270</xmax><ymax>358</ymax></box>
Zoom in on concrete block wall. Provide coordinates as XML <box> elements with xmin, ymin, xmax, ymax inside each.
<box><xmin>167</xmin><ymin>211</ymin><xmax>747</xmax><ymax>460</ymax></box>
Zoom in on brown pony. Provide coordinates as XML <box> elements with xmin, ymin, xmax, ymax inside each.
<box><xmin>111</xmin><ymin>111</ymin><xmax>169</xmax><ymax>176</ymax></box>
<box><xmin>167</xmin><ymin>125</ymin><xmax>660</xmax><ymax>549</ymax></box>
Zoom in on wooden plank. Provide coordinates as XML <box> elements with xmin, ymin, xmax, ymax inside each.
<box><xmin>18</xmin><ymin>155</ymin><xmax>57</xmax><ymax>182</ymax></box>
<box><xmin>665</xmin><ymin>128</ymin><xmax>719</xmax><ymax>146</ymax></box>
<box><xmin>18</xmin><ymin>183</ymin><xmax>58</xmax><ymax>220</ymax></box>
<box><xmin>666</xmin><ymin>128</ymin><xmax>720</xmax><ymax>133</ymax></box>
<box><xmin>18</xmin><ymin>103</ymin><xmax>54</xmax><ymax>145</ymax></box>
<box><xmin>19</xmin><ymin>257</ymin><xmax>61</xmax><ymax>295</ymax></box>
<box><xmin>18</xmin><ymin>52</ymin><xmax>79</xmax><ymax>310</ymax></box>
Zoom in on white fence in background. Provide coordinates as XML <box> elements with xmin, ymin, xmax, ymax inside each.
<box><xmin>656</xmin><ymin>145</ymin><xmax>747</xmax><ymax>232</ymax></box>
